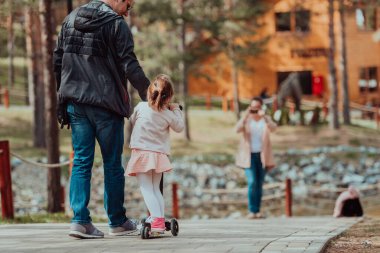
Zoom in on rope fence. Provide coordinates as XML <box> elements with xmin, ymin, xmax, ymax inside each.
<box><xmin>0</xmin><ymin>139</ymin><xmax>295</xmax><ymax>220</ymax></box>
<box><xmin>9</xmin><ymin>151</ymin><xmax>70</xmax><ymax>168</ymax></box>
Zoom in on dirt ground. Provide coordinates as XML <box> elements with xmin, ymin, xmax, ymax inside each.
<box><xmin>324</xmin><ymin>217</ymin><xmax>380</xmax><ymax>253</ymax></box>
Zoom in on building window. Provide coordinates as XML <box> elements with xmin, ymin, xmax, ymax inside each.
<box><xmin>359</xmin><ymin>67</ymin><xmax>378</xmax><ymax>92</ymax></box>
<box><xmin>275</xmin><ymin>10</ymin><xmax>311</xmax><ymax>33</ymax></box>
<box><xmin>295</xmin><ymin>10</ymin><xmax>310</xmax><ymax>32</ymax></box>
<box><xmin>275</xmin><ymin>12</ymin><xmax>291</xmax><ymax>32</ymax></box>
<box><xmin>356</xmin><ymin>8</ymin><xmax>376</xmax><ymax>31</ymax></box>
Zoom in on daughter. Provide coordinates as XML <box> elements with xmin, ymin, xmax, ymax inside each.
<box><xmin>126</xmin><ymin>74</ymin><xmax>184</xmax><ymax>233</ymax></box>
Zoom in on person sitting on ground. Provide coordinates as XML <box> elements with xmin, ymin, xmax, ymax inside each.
<box><xmin>333</xmin><ymin>186</ymin><xmax>363</xmax><ymax>218</ymax></box>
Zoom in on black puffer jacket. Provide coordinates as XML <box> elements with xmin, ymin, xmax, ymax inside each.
<box><xmin>53</xmin><ymin>0</ymin><xmax>150</xmax><ymax>118</ymax></box>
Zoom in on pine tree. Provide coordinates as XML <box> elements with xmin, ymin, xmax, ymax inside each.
<box><xmin>339</xmin><ymin>0</ymin><xmax>350</xmax><ymax>125</ymax></box>
<box><xmin>328</xmin><ymin>0</ymin><xmax>340</xmax><ymax>129</ymax></box>
<box><xmin>135</xmin><ymin>0</ymin><xmax>268</xmax><ymax>137</ymax></box>
<box><xmin>39</xmin><ymin>0</ymin><xmax>62</xmax><ymax>212</ymax></box>
<box><xmin>7</xmin><ymin>0</ymin><xmax>14</xmax><ymax>90</ymax></box>
<box><xmin>25</xmin><ymin>0</ymin><xmax>46</xmax><ymax>148</ymax></box>
<box><xmin>203</xmin><ymin>0</ymin><xmax>268</xmax><ymax>119</ymax></box>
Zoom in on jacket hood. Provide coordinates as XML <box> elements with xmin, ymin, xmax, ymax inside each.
<box><xmin>74</xmin><ymin>1</ymin><xmax>121</xmax><ymax>32</ymax></box>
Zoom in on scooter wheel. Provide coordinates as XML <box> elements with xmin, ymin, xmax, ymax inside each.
<box><xmin>170</xmin><ymin>219</ymin><xmax>179</xmax><ymax>236</ymax></box>
<box><xmin>142</xmin><ymin>225</ymin><xmax>150</xmax><ymax>239</ymax></box>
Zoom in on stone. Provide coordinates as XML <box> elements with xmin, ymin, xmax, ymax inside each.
<box><xmin>342</xmin><ymin>174</ymin><xmax>365</xmax><ymax>184</ymax></box>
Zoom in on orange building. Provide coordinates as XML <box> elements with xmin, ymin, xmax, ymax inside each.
<box><xmin>188</xmin><ymin>0</ymin><xmax>380</xmax><ymax>105</ymax></box>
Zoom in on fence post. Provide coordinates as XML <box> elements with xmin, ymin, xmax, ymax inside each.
<box><xmin>285</xmin><ymin>178</ymin><xmax>292</xmax><ymax>217</ymax></box>
<box><xmin>4</xmin><ymin>89</ymin><xmax>9</xmax><ymax>108</ymax></box>
<box><xmin>0</xmin><ymin>83</ymin><xmax>2</xmax><ymax>105</ymax></box>
<box><xmin>172</xmin><ymin>183</ymin><xmax>179</xmax><ymax>219</ymax></box>
<box><xmin>376</xmin><ymin>106</ymin><xmax>380</xmax><ymax>130</ymax></box>
<box><xmin>0</xmin><ymin>140</ymin><xmax>14</xmax><ymax>219</ymax></box>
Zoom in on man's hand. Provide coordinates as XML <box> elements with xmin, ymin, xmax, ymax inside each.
<box><xmin>57</xmin><ymin>102</ymin><xmax>70</xmax><ymax>129</ymax></box>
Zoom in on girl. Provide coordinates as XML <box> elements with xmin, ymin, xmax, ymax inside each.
<box><xmin>126</xmin><ymin>74</ymin><xmax>184</xmax><ymax>233</ymax></box>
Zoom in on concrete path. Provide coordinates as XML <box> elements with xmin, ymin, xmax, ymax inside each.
<box><xmin>0</xmin><ymin>217</ymin><xmax>358</xmax><ymax>253</ymax></box>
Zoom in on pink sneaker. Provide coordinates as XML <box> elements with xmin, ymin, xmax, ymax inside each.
<box><xmin>151</xmin><ymin>217</ymin><xmax>165</xmax><ymax>233</ymax></box>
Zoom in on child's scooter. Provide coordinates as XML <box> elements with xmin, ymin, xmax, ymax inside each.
<box><xmin>140</xmin><ymin>217</ymin><xmax>179</xmax><ymax>239</ymax></box>
<box><xmin>140</xmin><ymin>175</ymin><xmax>179</xmax><ymax>239</ymax></box>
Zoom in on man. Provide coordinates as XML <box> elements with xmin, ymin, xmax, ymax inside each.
<box><xmin>53</xmin><ymin>0</ymin><xmax>150</xmax><ymax>239</ymax></box>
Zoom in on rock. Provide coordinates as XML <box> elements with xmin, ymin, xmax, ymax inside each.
<box><xmin>315</xmin><ymin>172</ymin><xmax>332</xmax><ymax>183</ymax></box>
<box><xmin>293</xmin><ymin>183</ymin><xmax>308</xmax><ymax>197</ymax></box>
<box><xmin>226</xmin><ymin>181</ymin><xmax>237</xmax><ymax>190</ymax></box>
<box><xmin>11</xmin><ymin>157</ymin><xmax>22</xmax><ymax>169</ymax></box>
<box><xmin>303</xmin><ymin>165</ymin><xmax>320</xmax><ymax>176</ymax></box>
<box><xmin>227</xmin><ymin>211</ymin><xmax>242</xmax><ymax>219</ymax></box>
<box><xmin>279</xmin><ymin>163</ymin><xmax>290</xmax><ymax>172</ymax></box>
<box><xmin>286</xmin><ymin>168</ymin><xmax>298</xmax><ymax>180</ymax></box>
<box><xmin>8</xmin><ymin>145</ymin><xmax>380</xmax><ymax>219</ymax></box>
<box><xmin>342</xmin><ymin>174</ymin><xmax>365</xmax><ymax>184</ymax></box>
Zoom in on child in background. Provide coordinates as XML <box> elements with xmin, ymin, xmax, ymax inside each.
<box><xmin>333</xmin><ymin>186</ymin><xmax>363</xmax><ymax>217</ymax></box>
<box><xmin>126</xmin><ymin>74</ymin><xmax>184</xmax><ymax>233</ymax></box>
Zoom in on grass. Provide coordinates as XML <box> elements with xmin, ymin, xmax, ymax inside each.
<box><xmin>0</xmin><ymin>57</ymin><xmax>29</xmax><ymax>106</ymax></box>
<box><xmin>1</xmin><ymin>106</ymin><xmax>380</xmax><ymax>160</ymax></box>
<box><xmin>0</xmin><ymin>107</ymin><xmax>380</xmax><ymax>224</ymax></box>
<box><xmin>0</xmin><ymin>213</ymin><xmax>107</xmax><ymax>224</ymax></box>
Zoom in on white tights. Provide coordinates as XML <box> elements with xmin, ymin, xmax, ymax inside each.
<box><xmin>136</xmin><ymin>171</ymin><xmax>164</xmax><ymax>218</ymax></box>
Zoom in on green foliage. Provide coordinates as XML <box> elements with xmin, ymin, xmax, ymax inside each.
<box><xmin>134</xmin><ymin>0</ymin><xmax>268</xmax><ymax>88</ymax></box>
<box><xmin>134</xmin><ymin>24</ymin><xmax>182</xmax><ymax>86</ymax></box>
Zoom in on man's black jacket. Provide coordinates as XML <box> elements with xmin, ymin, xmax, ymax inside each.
<box><xmin>53</xmin><ymin>0</ymin><xmax>150</xmax><ymax>118</ymax></box>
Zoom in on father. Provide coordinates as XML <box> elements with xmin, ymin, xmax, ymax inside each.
<box><xmin>53</xmin><ymin>0</ymin><xmax>149</xmax><ymax>239</ymax></box>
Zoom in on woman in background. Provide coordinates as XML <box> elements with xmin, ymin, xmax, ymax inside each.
<box><xmin>235</xmin><ymin>97</ymin><xmax>277</xmax><ymax>219</ymax></box>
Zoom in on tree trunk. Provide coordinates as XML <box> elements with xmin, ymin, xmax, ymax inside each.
<box><xmin>339</xmin><ymin>0</ymin><xmax>350</xmax><ymax>125</ymax></box>
<box><xmin>231</xmin><ymin>54</ymin><xmax>241</xmax><ymax>120</ymax></box>
<box><xmin>328</xmin><ymin>0</ymin><xmax>340</xmax><ymax>129</ymax></box>
<box><xmin>39</xmin><ymin>0</ymin><xmax>62</xmax><ymax>212</ymax></box>
<box><xmin>7</xmin><ymin>0</ymin><xmax>15</xmax><ymax>89</ymax></box>
<box><xmin>226</xmin><ymin>0</ymin><xmax>240</xmax><ymax>120</ymax></box>
<box><xmin>179</xmin><ymin>0</ymin><xmax>191</xmax><ymax>141</ymax></box>
<box><xmin>25</xmin><ymin>7</ymin><xmax>46</xmax><ymax>148</ymax></box>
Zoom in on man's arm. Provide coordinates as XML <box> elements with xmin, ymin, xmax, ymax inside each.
<box><xmin>53</xmin><ymin>25</ymin><xmax>65</xmax><ymax>92</ymax></box>
<box><xmin>114</xmin><ymin>20</ymin><xmax>150</xmax><ymax>101</ymax></box>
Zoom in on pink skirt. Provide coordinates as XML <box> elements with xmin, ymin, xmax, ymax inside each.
<box><xmin>125</xmin><ymin>149</ymin><xmax>172</xmax><ymax>176</ymax></box>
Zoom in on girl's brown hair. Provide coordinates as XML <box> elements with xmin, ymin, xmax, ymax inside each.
<box><xmin>148</xmin><ymin>74</ymin><xmax>174</xmax><ymax>111</ymax></box>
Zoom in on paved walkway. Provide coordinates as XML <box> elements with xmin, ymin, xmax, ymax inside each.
<box><xmin>0</xmin><ymin>217</ymin><xmax>358</xmax><ymax>253</ymax></box>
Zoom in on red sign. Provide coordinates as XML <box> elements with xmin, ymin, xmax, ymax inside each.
<box><xmin>312</xmin><ymin>75</ymin><xmax>324</xmax><ymax>97</ymax></box>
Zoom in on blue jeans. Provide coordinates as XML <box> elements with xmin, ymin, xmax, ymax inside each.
<box><xmin>245</xmin><ymin>153</ymin><xmax>266</xmax><ymax>213</ymax></box>
<box><xmin>67</xmin><ymin>102</ymin><xmax>127</xmax><ymax>227</ymax></box>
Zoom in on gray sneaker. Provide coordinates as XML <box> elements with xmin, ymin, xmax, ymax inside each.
<box><xmin>109</xmin><ymin>219</ymin><xmax>137</xmax><ymax>236</ymax></box>
<box><xmin>69</xmin><ymin>223</ymin><xmax>104</xmax><ymax>239</ymax></box>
